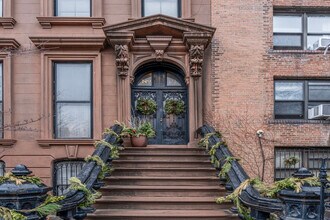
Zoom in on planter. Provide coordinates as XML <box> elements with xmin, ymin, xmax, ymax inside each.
<box><xmin>131</xmin><ymin>135</ymin><xmax>148</xmax><ymax>147</ymax></box>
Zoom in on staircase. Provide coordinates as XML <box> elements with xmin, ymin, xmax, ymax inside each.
<box><xmin>86</xmin><ymin>145</ymin><xmax>239</xmax><ymax>220</ymax></box>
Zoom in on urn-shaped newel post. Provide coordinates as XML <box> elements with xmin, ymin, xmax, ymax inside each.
<box><xmin>279</xmin><ymin>167</ymin><xmax>321</xmax><ymax>220</ymax></box>
<box><xmin>0</xmin><ymin>164</ymin><xmax>51</xmax><ymax>220</ymax></box>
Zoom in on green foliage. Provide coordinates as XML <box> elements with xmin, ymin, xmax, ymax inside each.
<box><xmin>218</xmin><ymin>156</ymin><xmax>239</xmax><ymax>178</ymax></box>
<box><xmin>0</xmin><ymin>172</ymin><xmax>43</xmax><ymax>186</ymax></box>
<box><xmin>284</xmin><ymin>156</ymin><xmax>300</xmax><ymax>167</ymax></box>
<box><xmin>85</xmin><ymin>155</ymin><xmax>112</xmax><ymax>180</ymax></box>
<box><xmin>30</xmin><ymin>195</ymin><xmax>64</xmax><ymax>217</ymax></box>
<box><xmin>121</xmin><ymin>121</ymin><xmax>156</xmax><ymax>138</ymax></box>
<box><xmin>198</xmin><ymin>132</ymin><xmax>221</xmax><ymax>150</ymax></box>
<box><xmin>209</xmin><ymin>143</ymin><xmax>221</xmax><ymax>168</ymax></box>
<box><xmin>164</xmin><ymin>99</ymin><xmax>185</xmax><ymax>115</ymax></box>
<box><xmin>103</xmin><ymin>128</ymin><xmax>120</xmax><ymax>140</ymax></box>
<box><xmin>0</xmin><ymin>207</ymin><xmax>26</xmax><ymax>220</ymax></box>
<box><xmin>136</xmin><ymin>98</ymin><xmax>157</xmax><ymax>115</ymax></box>
<box><xmin>69</xmin><ymin>177</ymin><xmax>101</xmax><ymax>208</ymax></box>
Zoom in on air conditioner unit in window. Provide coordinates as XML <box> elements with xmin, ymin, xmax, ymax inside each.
<box><xmin>313</xmin><ymin>37</ymin><xmax>330</xmax><ymax>50</ymax></box>
<box><xmin>308</xmin><ymin>104</ymin><xmax>330</xmax><ymax>120</ymax></box>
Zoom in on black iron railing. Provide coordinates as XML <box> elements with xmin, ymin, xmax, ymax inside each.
<box><xmin>56</xmin><ymin>124</ymin><xmax>123</xmax><ymax>219</ymax></box>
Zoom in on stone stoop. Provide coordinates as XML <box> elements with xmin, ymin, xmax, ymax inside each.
<box><xmin>86</xmin><ymin>146</ymin><xmax>239</xmax><ymax>220</ymax></box>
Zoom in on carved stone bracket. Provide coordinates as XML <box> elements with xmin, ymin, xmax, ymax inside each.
<box><xmin>189</xmin><ymin>44</ymin><xmax>204</xmax><ymax>78</ymax></box>
<box><xmin>146</xmin><ymin>36</ymin><xmax>172</xmax><ymax>63</ymax></box>
<box><xmin>155</xmin><ymin>50</ymin><xmax>164</xmax><ymax>62</ymax></box>
<box><xmin>115</xmin><ymin>44</ymin><xmax>130</xmax><ymax>78</ymax></box>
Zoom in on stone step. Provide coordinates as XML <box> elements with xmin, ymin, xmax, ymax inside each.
<box><xmin>111</xmin><ymin>168</ymin><xmax>217</xmax><ymax>177</ymax></box>
<box><xmin>123</xmin><ymin>146</ymin><xmax>205</xmax><ymax>154</ymax></box>
<box><xmin>93</xmin><ymin>196</ymin><xmax>231</xmax><ymax>210</ymax></box>
<box><xmin>112</xmin><ymin>160</ymin><xmax>212</xmax><ymax>168</ymax></box>
<box><xmin>117</xmin><ymin>153</ymin><xmax>210</xmax><ymax>161</ymax></box>
<box><xmin>104</xmin><ymin>176</ymin><xmax>220</xmax><ymax>186</ymax></box>
<box><xmin>99</xmin><ymin>185</ymin><xmax>225</xmax><ymax>197</ymax></box>
<box><xmin>86</xmin><ymin>209</ymin><xmax>239</xmax><ymax>220</ymax></box>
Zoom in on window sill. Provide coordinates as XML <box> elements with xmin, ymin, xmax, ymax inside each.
<box><xmin>269</xmin><ymin>49</ymin><xmax>326</xmax><ymax>55</ymax></box>
<box><xmin>269</xmin><ymin>119</ymin><xmax>330</xmax><ymax>125</ymax></box>
<box><xmin>0</xmin><ymin>17</ymin><xmax>16</xmax><ymax>29</ymax></box>
<box><xmin>0</xmin><ymin>139</ymin><xmax>16</xmax><ymax>147</ymax></box>
<box><xmin>36</xmin><ymin>17</ymin><xmax>106</xmax><ymax>29</ymax></box>
<box><xmin>37</xmin><ymin>139</ymin><xmax>96</xmax><ymax>148</ymax></box>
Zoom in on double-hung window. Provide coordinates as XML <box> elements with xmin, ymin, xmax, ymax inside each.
<box><xmin>142</xmin><ymin>0</ymin><xmax>181</xmax><ymax>17</ymax></box>
<box><xmin>55</xmin><ymin>0</ymin><xmax>91</xmax><ymax>17</ymax></box>
<box><xmin>54</xmin><ymin>63</ymin><xmax>92</xmax><ymax>139</ymax></box>
<box><xmin>274</xmin><ymin>80</ymin><xmax>330</xmax><ymax>119</ymax></box>
<box><xmin>273</xmin><ymin>13</ymin><xmax>330</xmax><ymax>50</ymax></box>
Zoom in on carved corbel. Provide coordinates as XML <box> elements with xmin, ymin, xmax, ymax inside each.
<box><xmin>189</xmin><ymin>44</ymin><xmax>204</xmax><ymax>78</ymax></box>
<box><xmin>115</xmin><ymin>44</ymin><xmax>130</xmax><ymax>78</ymax></box>
<box><xmin>155</xmin><ymin>50</ymin><xmax>164</xmax><ymax>62</ymax></box>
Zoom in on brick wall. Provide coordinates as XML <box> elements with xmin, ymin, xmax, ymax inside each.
<box><xmin>210</xmin><ymin>0</ymin><xmax>330</xmax><ymax>182</ymax></box>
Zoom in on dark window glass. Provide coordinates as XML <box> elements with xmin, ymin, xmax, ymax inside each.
<box><xmin>166</xmin><ymin>73</ymin><xmax>181</xmax><ymax>86</ymax></box>
<box><xmin>308</xmin><ymin>82</ymin><xmax>330</xmax><ymax>101</ymax></box>
<box><xmin>0</xmin><ymin>161</ymin><xmax>4</xmax><ymax>176</ymax></box>
<box><xmin>275</xmin><ymin>147</ymin><xmax>330</xmax><ymax>180</ymax></box>
<box><xmin>137</xmin><ymin>73</ymin><xmax>153</xmax><ymax>86</ymax></box>
<box><xmin>55</xmin><ymin>0</ymin><xmax>91</xmax><ymax>17</ymax></box>
<box><xmin>54</xmin><ymin>63</ymin><xmax>92</xmax><ymax>139</ymax></box>
<box><xmin>53</xmin><ymin>160</ymin><xmax>84</xmax><ymax>195</ymax></box>
<box><xmin>143</xmin><ymin>0</ymin><xmax>180</xmax><ymax>17</ymax></box>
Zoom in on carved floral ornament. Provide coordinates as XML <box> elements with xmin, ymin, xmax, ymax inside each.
<box><xmin>189</xmin><ymin>44</ymin><xmax>205</xmax><ymax>78</ymax></box>
<box><xmin>115</xmin><ymin>44</ymin><xmax>130</xmax><ymax>78</ymax></box>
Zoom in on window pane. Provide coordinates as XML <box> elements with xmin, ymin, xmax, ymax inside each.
<box><xmin>54</xmin><ymin>160</ymin><xmax>84</xmax><ymax>195</ymax></box>
<box><xmin>307</xmin><ymin>35</ymin><xmax>330</xmax><ymax>50</ymax></box>
<box><xmin>275</xmin><ymin>82</ymin><xmax>304</xmax><ymax>100</ymax></box>
<box><xmin>0</xmin><ymin>161</ymin><xmax>4</xmax><ymax>176</ymax></box>
<box><xmin>273</xmin><ymin>16</ymin><xmax>302</xmax><ymax>33</ymax></box>
<box><xmin>273</xmin><ymin>35</ymin><xmax>302</xmax><ymax>47</ymax></box>
<box><xmin>308</xmin><ymin>16</ymin><xmax>330</xmax><ymax>33</ymax></box>
<box><xmin>144</xmin><ymin>0</ymin><xmax>179</xmax><ymax>17</ymax></box>
<box><xmin>309</xmin><ymin>82</ymin><xmax>330</xmax><ymax>101</ymax></box>
<box><xmin>0</xmin><ymin>63</ymin><xmax>2</xmax><ymax>101</ymax></box>
<box><xmin>56</xmin><ymin>103</ymin><xmax>91</xmax><ymax>138</ymax></box>
<box><xmin>137</xmin><ymin>73</ymin><xmax>152</xmax><ymax>86</ymax></box>
<box><xmin>55</xmin><ymin>63</ymin><xmax>91</xmax><ymax>101</ymax></box>
<box><xmin>167</xmin><ymin>73</ymin><xmax>181</xmax><ymax>86</ymax></box>
<box><xmin>275</xmin><ymin>102</ymin><xmax>304</xmax><ymax>116</ymax></box>
<box><xmin>0</xmin><ymin>0</ymin><xmax>3</xmax><ymax>17</ymax></box>
<box><xmin>56</xmin><ymin>0</ymin><xmax>90</xmax><ymax>17</ymax></box>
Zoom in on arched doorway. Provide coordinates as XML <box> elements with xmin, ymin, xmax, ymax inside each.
<box><xmin>131</xmin><ymin>63</ymin><xmax>188</xmax><ymax>145</ymax></box>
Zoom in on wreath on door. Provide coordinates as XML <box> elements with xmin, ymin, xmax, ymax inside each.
<box><xmin>164</xmin><ymin>99</ymin><xmax>185</xmax><ymax>115</ymax></box>
<box><xmin>136</xmin><ymin>98</ymin><xmax>157</xmax><ymax>115</ymax></box>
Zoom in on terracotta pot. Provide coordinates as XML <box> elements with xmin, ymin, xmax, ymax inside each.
<box><xmin>131</xmin><ymin>135</ymin><xmax>148</xmax><ymax>147</ymax></box>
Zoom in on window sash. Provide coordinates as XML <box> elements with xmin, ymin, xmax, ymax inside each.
<box><xmin>274</xmin><ymin>13</ymin><xmax>330</xmax><ymax>50</ymax></box>
<box><xmin>54</xmin><ymin>62</ymin><xmax>92</xmax><ymax>139</ymax></box>
<box><xmin>274</xmin><ymin>80</ymin><xmax>330</xmax><ymax>120</ymax></box>
<box><xmin>142</xmin><ymin>0</ymin><xmax>181</xmax><ymax>17</ymax></box>
<box><xmin>55</xmin><ymin>0</ymin><xmax>91</xmax><ymax>17</ymax></box>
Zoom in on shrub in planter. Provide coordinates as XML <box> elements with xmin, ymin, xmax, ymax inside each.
<box><xmin>122</xmin><ymin>121</ymin><xmax>156</xmax><ymax>147</ymax></box>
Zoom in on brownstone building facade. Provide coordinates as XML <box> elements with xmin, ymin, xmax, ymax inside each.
<box><xmin>0</xmin><ymin>0</ymin><xmax>329</xmax><ymax>188</ymax></box>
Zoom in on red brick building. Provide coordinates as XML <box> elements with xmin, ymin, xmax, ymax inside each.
<box><xmin>0</xmin><ymin>0</ymin><xmax>329</xmax><ymax>189</ymax></box>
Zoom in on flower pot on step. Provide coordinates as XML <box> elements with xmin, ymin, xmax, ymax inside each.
<box><xmin>131</xmin><ymin>135</ymin><xmax>148</xmax><ymax>147</ymax></box>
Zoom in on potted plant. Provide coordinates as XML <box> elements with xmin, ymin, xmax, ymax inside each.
<box><xmin>121</xmin><ymin>119</ymin><xmax>156</xmax><ymax>147</ymax></box>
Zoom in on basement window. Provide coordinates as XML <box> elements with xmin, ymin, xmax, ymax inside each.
<box><xmin>273</xmin><ymin>12</ymin><xmax>330</xmax><ymax>50</ymax></box>
<box><xmin>53</xmin><ymin>160</ymin><xmax>84</xmax><ymax>195</ymax></box>
<box><xmin>275</xmin><ymin>147</ymin><xmax>330</xmax><ymax>180</ymax></box>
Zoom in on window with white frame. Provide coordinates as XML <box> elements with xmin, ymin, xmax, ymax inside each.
<box><xmin>0</xmin><ymin>161</ymin><xmax>4</xmax><ymax>176</ymax></box>
<box><xmin>53</xmin><ymin>160</ymin><xmax>85</xmax><ymax>195</ymax></box>
<box><xmin>275</xmin><ymin>147</ymin><xmax>330</xmax><ymax>180</ymax></box>
<box><xmin>274</xmin><ymin>80</ymin><xmax>330</xmax><ymax>119</ymax></box>
<box><xmin>273</xmin><ymin>13</ymin><xmax>330</xmax><ymax>50</ymax></box>
<box><xmin>55</xmin><ymin>0</ymin><xmax>91</xmax><ymax>17</ymax></box>
<box><xmin>142</xmin><ymin>0</ymin><xmax>181</xmax><ymax>17</ymax></box>
<box><xmin>54</xmin><ymin>63</ymin><xmax>92</xmax><ymax>139</ymax></box>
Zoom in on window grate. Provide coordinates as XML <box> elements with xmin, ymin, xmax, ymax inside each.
<box><xmin>53</xmin><ymin>160</ymin><xmax>85</xmax><ymax>196</ymax></box>
<box><xmin>275</xmin><ymin>147</ymin><xmax>330</xmax><ymax>180</ymax></box>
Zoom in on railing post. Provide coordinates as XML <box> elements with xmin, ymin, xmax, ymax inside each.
<box><xmin>319</xmin><ymin>158</ymin><xmax>327</xmax><ymax>220</ymax></box>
